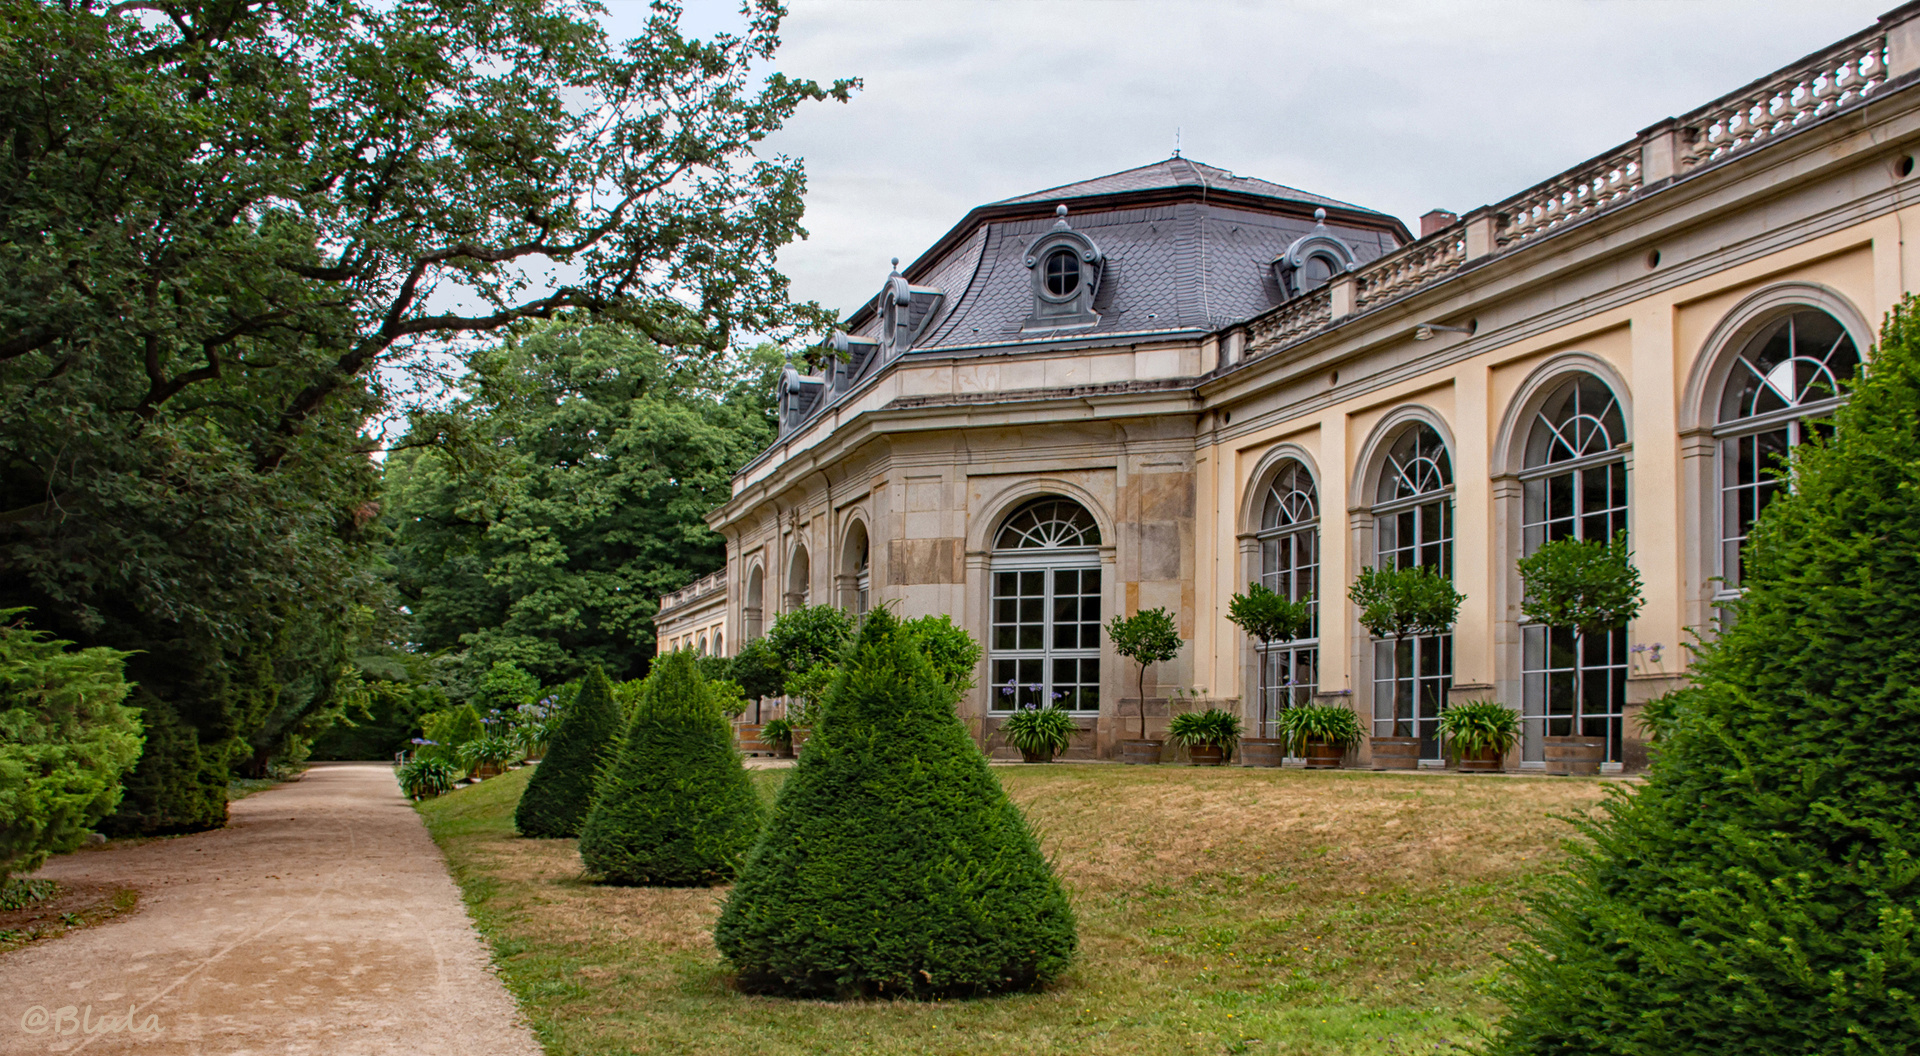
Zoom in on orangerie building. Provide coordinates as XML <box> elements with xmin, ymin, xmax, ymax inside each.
<box><xmin>658</xmin><ymin>6</ymin><xmax>1920</xmax><ymax>772</ymax></box>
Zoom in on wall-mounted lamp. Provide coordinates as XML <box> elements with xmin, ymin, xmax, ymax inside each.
<box><xmin>1413</xmin><ymin>321</ymin><xmax>1476</xmax><ymax>341</ymax></box>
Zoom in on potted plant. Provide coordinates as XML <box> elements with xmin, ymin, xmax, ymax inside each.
<box><xmin>1168</xmin><ymin>708</ymin><xmax>1244</xmax><ymax>766</ymax></box>
<box><xmin>396</xmin><ymin>758</ymin><xmax>459</xmax><ymax>800</ymax></box>
<box><xmin>1226</xmin><ymin>582</ymin><xmax>1315</xmax><ymax>767</ymax></box>
<box><xmin>1517</xmin><ymin>532</ymin><xmax>1644</xmax><ymax>775</ymax></box>
<box><xmin>1276</xmin><ymin>704</ymin><xmax>1365</xmax><ymax>769</ymax></box>
<box><xmin>1347</xmin><ymin>564</ymin><xmax>1465</xmax><ymax>769</ymax></box>
<box><xmin>760</xmin><ymin>717</ymin><xmax>797</xmax><ymax>758</ymax></box>
<box><xmin>1001</xmin><ymin>705</ymin><xmax>1077</xmax><ymax>763</ymax></box>
<box><xmin>1435</xmin><ymin>700</ymin><xmax>1521</xmax><ymax>772</ymax></box>
<box><xmin>456</xmin><ymin>734</ymin><xmax>515</xmax><ymax>778</ymax></box>
<box><xmin>1106</xmin><ymin>606</ymin><xmax>1183</xmax><ymax>765</ymax></box>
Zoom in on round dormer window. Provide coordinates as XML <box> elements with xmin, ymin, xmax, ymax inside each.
<box><xmin>1044</xmin><ymin>248</ymin><xmax>1081</xmax><ymax>296</ymax></box>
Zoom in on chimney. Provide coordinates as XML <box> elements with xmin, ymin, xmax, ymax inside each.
<box><xmin>1420</xmin><ymin>209</ymin><xmax>1459</xmax><ymax>238</ymax></box>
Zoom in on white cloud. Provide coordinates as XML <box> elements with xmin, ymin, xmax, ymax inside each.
<box><xmin>602</xmin><ymin>0</ymin><xmax>1891</xmax><ymax>319</ymax></box>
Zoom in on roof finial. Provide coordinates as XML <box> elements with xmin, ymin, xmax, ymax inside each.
<box><xmin>890</xmin><ymin>256</ymin><xmax>900</xmax><ymax>271</ymax></box>
<box><xmin>1053</xmin><ymin>204</ymin><xmax>1071</xmax><ymax>230</ymax></box>
<box><xmin>1313</xmin><ymin>207</ymin><xmax>1327</xmax><ymax>226</ymax></box>
<box><xmin>1174</xmin><ymin>126</ymin><xmax>1181</xmax><ymax>158</ymax></box>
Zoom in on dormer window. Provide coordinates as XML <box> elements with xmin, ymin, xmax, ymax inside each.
<box><xmin>1275</xmin><ymin>207</ymin><xmax>1358</xmax><ymax>300</ymax></box>
<box><xmin>1044</xmin><ymin>248</ymin><xmax>1081</xmax><ymax>296</ymax></box>
<box><xmin>1024</xmin><ymin>206</ymin><xmax>1103</xmax><ymax>330</ymax></box>
<box><xmin>877</xmin><ymin>258</ymin><xmax>943</xmax><ymax>359</ymax></box>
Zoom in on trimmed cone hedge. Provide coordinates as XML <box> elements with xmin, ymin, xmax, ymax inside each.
<box><xmin>578</xmin><ymin>650</ymin><xmax>762</xmax><ymax>885</ymax></box>
<box><xmin>513</xmin><ymin>664</ymin><xmax>620</xmax><ymax>838</ymax></box>
<box><xmin>1488</xmin><ymin>299</ymin><xmax>1920</xmax><ymax>1054</ymax></box>
<box><xmin>715</xmin><ymin>608</ymin><xmax>1076</xmax><ymax>998</ymax></box>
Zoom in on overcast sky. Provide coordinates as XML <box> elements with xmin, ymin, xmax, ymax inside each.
<box><xmin>599</xmin><ymin>0</ymin><xmax>1893</xmax><ymax>322</ymax></box>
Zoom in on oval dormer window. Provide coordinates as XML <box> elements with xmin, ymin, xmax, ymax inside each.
<box><xmin>1044</xmin><ymin>248</ymin><xmax>1081</xmax><ymax>297</ymax></box>
<box><xmin>1299</xmin><ymin>252</ymin><xmax>1338</xmax><ymax>290</ymax></box>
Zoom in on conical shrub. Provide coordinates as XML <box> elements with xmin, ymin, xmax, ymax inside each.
<box><xmin>578</xmin><ymin>650</ymin><xmax>762</xmax><ymax>885</ymax></box>
<box><xmin>1488</xmin><ymin>300</ymin><xmax>1920</xmax><ymax>1054</ymax></box>
<box><xmin>714</xmin><ymin>608</ymin><xmax>1076</xmax><ymax>998</ymax></box>
<box><xmin>514</xmin><ymin>664</ymin><xmax>620</xmax><ymax>838</ymax></box>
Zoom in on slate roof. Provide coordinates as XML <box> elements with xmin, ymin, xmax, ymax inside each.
<box><xmin>994</xmin><ymin>156</ymin><xmax>1384</xmax><ymax>217</ymax></box>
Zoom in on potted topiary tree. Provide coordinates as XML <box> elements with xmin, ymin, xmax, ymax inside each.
<box><xmin>1168</xmin><ymin>708</ymin><xmax>1244</xmax><ymax>766</ymax></box>
<box><xmin>1106</xmin><ymin>606</ymin><xmax>1183</xmax><ymax>765</ymax></box>
<box><xmin>1226</xmin><ymin>582</ymin><xmax>1315</xmax><ymax>767</ymax></box>
<box><xmin>1435</xmin><ymin>699</ymin><xmax>1521</xmax><ymax>772</ymax></box>
<box><xmin>1516</xmin><ymin>531</ymin><xmax>1643</xmax><ymax>775</ymax></box>
<box><xmin>1347</xmin><ymin>565</ymin><xmax>1465</xmax><ymax>769</ymax></box>
<box><xmin>1275</xmin><ymin>704</ymin><xmax>1365</xmax><ymax>768</ymax></box>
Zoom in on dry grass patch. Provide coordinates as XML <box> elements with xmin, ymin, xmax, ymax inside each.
<box><xmin>420</xmin><ymin>763</ymin><xmax>1614</xmax><ymax>1055</ymax></box>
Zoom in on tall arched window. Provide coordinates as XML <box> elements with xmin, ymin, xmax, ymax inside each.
<box><xmin>1716</xmin><ymin>309</ymin><xmax>1860</xmax><ymax>589</ymax></box>
<box><xmin>1370</xmin><ymin>423</ymin><xmax>1453</xmax><ymax>760</ymax></box>
<box><xmin>744</xmin><ymin>565</ymin><xmax>764</xmax><ymax>641</ymax></box>
<box><xmin>990</xmin><ymin>497</ymin><xmax>1102</xmax><ymax>712</ymax></box>
<box><xmin>786</xmin><ymin>547</ymin><xmax>810</xmax><ymax>611</ymax></box>
<box><xmin>1519</xmin><ymin>373</ymin><xmax>1630</xmax><ymax>763</ymax></box>
<box><xmin>840</xmin><ymin>521</ymin><xmax>871</xmax><ymax>615</ymax></box>
<box><xmin>1255</xmin><ymin>460</ymin><xmax>1318</xmax><ymax>737</ymax></box>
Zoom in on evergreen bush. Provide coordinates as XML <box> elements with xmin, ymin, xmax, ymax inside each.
<box><xmin>513</xmin><ymin>665</ymin><xmax>621</xmax><ymax>838</ymax></box>
<box><xmin>1488</xmin><ymin>299</ymin><xmax>1920</xmax><ymax>1054</ymax></box>
<box><xmin>577</xmin><ymin>651</ymin><xmax>762</xmax><ymax>885</ymax></box>
<box><xmin>715</xmin><ymin>608</ymin><xmax>1076</xmax><ymax>998</ymax></box>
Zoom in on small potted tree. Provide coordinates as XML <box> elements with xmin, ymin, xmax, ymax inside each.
<box><xmin>1168</xmin><ymin>708</ymin><xmax>1244</xmax><ymax>766</ymax></box>
<box><xmin>1226</xmin><ymin>582</ymin><xmax>1315</xmax><ymax>767</ymax></box>
<box><xmin>1435</xmin><ymin>699</ymin><xmax>1521</xmax><ymax>772</ymax></box>
<box><xmin>1275</xmin><ymin>703</ymin><xmax>1365</xmax><ymax>768</ymax></box>
<box><xmin>1517</xmin><ymin>531</ymin><xmax>1644</xmax><ymax>775</ymax></box>
<box><xmin>1106</xmin><ymin>606</ymin><xmax>1182</xmax><ymax>765</ymax></box>
<box><xmin>1347</xmin><ymin>565</ymin><xmax>1465</xmax><ymax>769</ymax></box>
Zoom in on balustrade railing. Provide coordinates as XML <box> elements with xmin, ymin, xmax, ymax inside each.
<box><xmin>659</xmin><ymin>569</ymin><xmax>727</xmax><ymax>613</ymax></box>
<box><xmin>1237</xmin><ymin>21</ymin><xmax>1896</xmax><ymax>365</ymax></box>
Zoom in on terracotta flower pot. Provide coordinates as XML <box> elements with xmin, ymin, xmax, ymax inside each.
<box><xmin>1120</xmin><ymin>739</ymin><xmax>1164</xmax><ymax>765</ymax></box>
<box><xmin>1187</xmin><ymin>744</ymin><xmax>1226</xmax><ymax>766</ymax></box>
<box><xmin>1019</xmin><ymin>747</ymin><xmax>1055</xmax><ymax>764</ymax></box>
<box><xmin>1303</xmin><ymin>740</ymin><xmax>1345</xmax><ymax>769</ymax></box>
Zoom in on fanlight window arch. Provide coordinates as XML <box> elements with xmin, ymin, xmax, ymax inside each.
<box><xmin>1376</xmin><ymin>424</ymin><xmax>1453</xmax><ymax>505</ymax></box>
<box><xmin>1518</xmin><ymin>372</ymin><xmax>1631</xmax><ymax>767</ymax></box>
<box><xmin>1714</xmin><ymin>308</ymin><xmax>1861</xmax><ymax>589</ymax></box>
<box><xmin>989</xmin><ymin>496</ymin><xmax>1102</xmax><ymax>714</ymax></box>
<box><xmin>1253</xmin><ymin>459</ymin><xmax>1319</xmax><ymax>738</ymax></box>
<box><xmin>994</xmin><ymin>498</ymin><xmax>1102</xmax><ymax>550</ymax></box>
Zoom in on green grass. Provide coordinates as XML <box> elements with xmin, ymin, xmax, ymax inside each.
<box><xmin>418</xmin><ymin>764</ymin><xmax>1614</xmax><ymax>1055</ymax></box>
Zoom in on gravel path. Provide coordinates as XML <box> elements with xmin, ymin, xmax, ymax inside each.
<box><xmin>0</xmin><ymin>762</ymin><xmax>543</xmax><ymax>1056</ymax></box>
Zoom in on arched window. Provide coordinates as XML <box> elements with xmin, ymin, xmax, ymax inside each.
<box><xmin>1370</xmin><ymin>423</ymin><xmax>1454</xmax><ymax>760</ymax></box>
<box><xmin>713</xmin><ymin>631</ymin><xmax>723</xmax><ymax>657</ymax></box>
<box><xmin>1519</xmin><ymin>373</ymin><xmax>1630</xmax><ymax>764</ymax></box>
<box><xmin>698</xmin><ymin>634</ymin><xmax>708</xmax><ymax>656</ymax></box>
<box><xmin>744</xmin><ymin>565</ymin><xmax>764</xmax><ymax>641</ymax></box>
<box><xmin>840</xmin><ymin>521</ymin><xmax>872</xmax><ymax>615</ymax></box>
<box><xmin>1716</xmin><ymin>309</ymin><xmax>1859</xmax><ymax>588</ymax></box>
<box><xmin>990</xmin><ymin>497</ymin><xmax>1102</xmax><ymax>713</ymax></box>
<box><xmin>1254</xmin><ymin>460</ymin><xmax>1318</xmax><ymax>736</ymax></box>
<box><xmin>785</xmin><ymin>547</ymin><xmax>810</xmax><ymax>611</ymax></box>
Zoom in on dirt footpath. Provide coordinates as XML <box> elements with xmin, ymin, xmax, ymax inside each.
<box><xmin>0</xmin><ymin>762</ymin><xmax>543</xmax><ymax>1056</ymax></box>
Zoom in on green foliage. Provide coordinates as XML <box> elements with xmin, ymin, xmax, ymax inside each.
<box><xmin>396</xmin><ymin>758</ymin><xmax>459</xmax><ymax>801</ymax></box>
<box><xmin>901</xmin><ymin>614</ymin><xmax>984</xmax><ymax>705</ymax></box>
<box><xmin>1276</xmin><ymin>704</ymin><xmax>1365</xmax><ymax>755</ymax></box>
<box><xmin>764</xmin><ymin>605</ymin><xmax>858</xmax><ymax>678</ymax></box>
<box><xmin>1435</xmin><ymin>700</ymin><xmax>1520</xmax><ymax>757</ymax></box>
<box><xmin>1000</xmin><ymin>706</ymin><xmax>1077</xmax><ymax>756</ymax></box>
<box><xmin>1347</xmin><ymin>565</ymin><xmax>1465</xmax><ymax>641</ymax></box>
<box><xmin>1167</xmin><ymin>708</ymin><xmax>1244</xmax><ymax>759</ymax></box>
<box><xmin>456</xmin><ymin>736</ymin><xmax>515</xmax><ymax>770</ymax></box>
<box><xmin>1516</xmin><ymin>531</ymin><xmax>1645</xmax><ymax>634</ymax></box>
<box><xmin>107</xmin><ymin>696</ymin><xmax>227</xmax><ymax>835</ymax></box>
<box><xmin>1226</xmin><ymin>583</ymin><xmax>1314</xmax><ymax>645</ymax></box>
<box><xmin>386</xmin><ymin>323</ymin><xmax>788</xmax><ymax>684</ymax></box>
<box><xmin>1106</xmin><ymin>607</ymin><xmax>1183</xmax><ymax>741</ymax></box>
<box><xmin>715</xmin><ymin>609</ymin><xmax>1077</xmax><ymax>998</ymax></box>
<box><xmin>780</xmin><ymin>661</ymin><xmax>838</xmax><ymax>726</ymax></box>
<box><xmin>419</xmin><ymin>706</ymin><xmax>485</xmax><ymax>768</ymax></box>
<box><xmin>708</xmin><ymin>679</ymin><xmax>750</xmax><ymax>719</ymax></box>
<box><xmin>472</xmin><ymin>663</ymin><xmax>541</xmax><ymax>719</ymax></box>
<box><xmin>759</xmin><ymin>717</ymin><xmax>797</xmax><ymax>751</ymax></box>
<box><xmin>578</xmin><ymin>652</ymin><xmax>762</xmax><ymax>886</ymax></box>
<box><xmin>310</xmin><ymin>667</ymin><xmax>448</xmax><ymax>761</ymax></box>
<box><xmin>1488</xmin><ymin>298</ymin><xmax>1920</xmax><ymax>1055</ymax></box>
<box><xmin>728</xmin><ymin>637</ymin><xmax>785</xmax><ymax>702</ymax></box>
<box><xmin>0</xmin><ymin>613</ymin><xmax>143</xmax><ymax>879</ymax></box>
<box><xmin>514</xmin><ymin>666</ymin><xmax>622</xmax><ymax>838</ymax></box>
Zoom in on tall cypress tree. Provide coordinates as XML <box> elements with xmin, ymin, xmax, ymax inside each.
<box><xmin>1488</xmin><ymin>301</ymin><xmax>1920</xmax><ymax>1054</ymax></box>
<box><xmin>513</xmin><ymin>664</ymin><xmax>620</xmax><ymax>839</ymax></box>
<box><xmin>714</xmin><ymin>609</ymin><xmax>1076</xmax><ymax>998</ymax></box>
<box><xmin>578</xmin><ymin>650</ymin><xmax>762</xmax><ymax>885</ymax></box>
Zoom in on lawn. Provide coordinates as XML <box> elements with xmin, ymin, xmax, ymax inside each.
<box><xmin>417</xmin><ymin>763</ymin><xmax>1616</xmax><ymax>1056</ymax></box>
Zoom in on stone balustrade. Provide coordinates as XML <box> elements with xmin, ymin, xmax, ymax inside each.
<box><xmin>658</xmin><ymin>568</ymin><xmax>726</xmax><ymax>614</ymax></box>
<box><xmin>1241</xmin><ymin>21</ymin><xmax>1897</xmax><ymax>364</ymax></box>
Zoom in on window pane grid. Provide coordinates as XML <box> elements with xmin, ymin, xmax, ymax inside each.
<box><xmin>991</xmin><ymin>566</ymin><xmax>1100</xmax><ymax>712</ymax></box>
